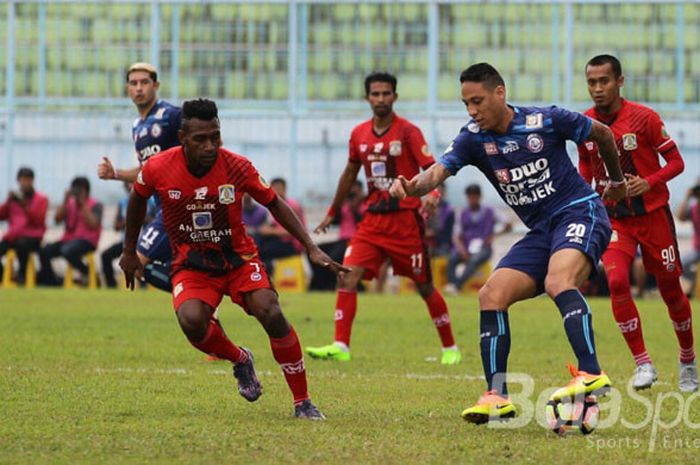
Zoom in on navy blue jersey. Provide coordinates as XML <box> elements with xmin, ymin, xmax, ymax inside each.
<box><xmin>439</xmin><ymin>105</ymin><xmax>596</xmax><ymax>229</ymax></box>
<box><xmin>132</xmin><ymin>99</ymin><xmax>182</xmax><ymax>163</ymax></box>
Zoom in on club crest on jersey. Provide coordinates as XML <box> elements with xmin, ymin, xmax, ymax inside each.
<box><xmin>168</xmin><ymin>189</ymin><xmax>181</xmax><ymax>200</ymax></box>
<box><xmin>218</xmin><ymin>184</ymin><xmax>235</xmax><ymax>204</ymax></box>
<box><xmin>250</xmin><ymin>272</ymin><xmax>262</xmax><ymax>282</ymax></box>
<box><xmin>192</xmin><ymin>212</ymin><xmax>212</xmax><ymax>230</ymax></box>
<box><xmin>585</xmin><ymin>141</ymin><xmax>595</xmax><ymax>151</ymax></box>
<box><xmin>359</xmin><ymin>144</ymin><xmax>368</xmax><ymax>153</ymax></box>
<box><xmin>194</xmin><ymin>186</ymin><xmax>208</xmax><ymax>200</ymax></box>
<box><xmin>526</xmin><ymin>134</ymin><xmax>544</xmax><ymax>153</ymax></box>
<box><xmin>150</xmin><ymin>123</ymin><xmax>162</xmax><ymax>138</ymax></box>
<box><xmin>484</xmin><ymin>142</ymin><xmax>498</xmax><ymax>155</ymax></box>
<box><xmin>494</xmin><ymin>169</ymin><xmax>510</xmax><ymax>184</ymax></box>
<box><xmin>373</xmin><ymin>142</ymin><xmax>384</xmax><ymax>153</ymax></box>
<box><xmin>389</xmin><ymin>140</ymin><xmax>402</xmax><ymax>156</ymax></box>
<box><xmin>622</xmin><ymin>133</ymin><xmax>638</xmax><ymax>150</ymax></box>
<box><xmin>371</xmin><ymin>161</ymin><xmax>386</xmax><ymax>177</ymax></box>
<box><xmin>525</xmin><ymin>113</ymin><xmax>544</xmax><ymax>129</ymax></box>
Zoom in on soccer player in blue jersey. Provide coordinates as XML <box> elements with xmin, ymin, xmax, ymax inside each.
<box><xmin>97</xmin><ymin>62</ymin><xmax>180</xmax><ymax>292</ymax></box>
<box><xmin>390</xmin><ymin>63</ymin><xmax>627</xmax><ymax>424</ymax></box>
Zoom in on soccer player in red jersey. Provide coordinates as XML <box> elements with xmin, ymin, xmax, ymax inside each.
<box><xmin>119</xmin><ymin>99</ymin><xmax>348</xmax><ymax>419</ymax></box>
<box><xmin>578</xmin><ymin>55</ymin><xmax>697</xmax><ymax>392</ymax></box>
<box><xmin>304</xmin><ymin>72</ymin><xmax>461</xmax><ymax>364</ymax></box>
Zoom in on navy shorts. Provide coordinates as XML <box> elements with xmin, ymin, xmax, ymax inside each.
<box><xmin>136</xmin><ymin>211</ymin><xmax>171</xmax><ymax>263</ymax></box>
<box><xmin>497</xmin><ymin>197</ymin><xmax>611</xmax><ymax>290</ymax></box>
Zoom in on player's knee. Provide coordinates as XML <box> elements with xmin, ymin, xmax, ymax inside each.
<box><xmin>478</xmin><ymin>282</ymin><xmax>504</xmax><ymax>309</ymax></box>
<box><xmin>176</xmin><ymin>304</ymin><xmax>209</xmax><ymax>341</ymax></box>
<box><xmin>416</xmin><ymin>282</ymin><xmax>434</xmax><ymax>299</ymax></box>
<box><xmin>606</xmin><ymin>268</ymin><xmax>630</xmax><ymax>297</ymax></box>
<box><xmin>338</xmin><ymin>269</ymin><xmax>361</xmax><ymax>290</ymax></box>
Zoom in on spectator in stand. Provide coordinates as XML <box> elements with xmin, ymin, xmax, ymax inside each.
<box><xmin>257</xmin><ymin>178</ymin><xmax>306</xmax><ymax>276</ymax></box>
<box><xmin>0</xmin><ymin>167</ymin><xmax>48</xmax><ymax>284</ymax></box>
<box><xmin>677</xmin><ymin>178</ymin><xmax>700</xmax><ymax>295</ymax></box>
<box><xmin>100</xmin><ymin>181</ymin><xmax>133</xmax><ymax>288</ymax></box>
<box><xmin>242</xmin><ymin>193</ymin><xmax>268</xmax><ymax>245</ymax></box>
<box><xmin>444</xmin><ymin>184</ymin><xmax>511</xmax><ymax>295</ymax></box>
<box><xmin>424</xmin><ymin>184</ymin><xmax>455</xmax><ymax>257</ymax></box>
<box><xmin>38</xmin><ymin>176</ymin><xmax>103</xmax><ymax>286</ymax></box>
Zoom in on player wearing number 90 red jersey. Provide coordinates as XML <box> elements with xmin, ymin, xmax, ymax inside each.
<box><xmin>578</xmin><ymin>55</ymin><xmax>697</xmax><ymax>392</ymax></box>
<box><xmin>305</xmin><ymin>72</ymin><xmax>461</xmax><ymax>365</ymax></box>
<box><xmin>120</xmin><ymin>99</ymin><xmax>349</xmax><ymax>419</ymax></box>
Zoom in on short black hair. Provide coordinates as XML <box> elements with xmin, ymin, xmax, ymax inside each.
<box><xmin>71</xmin><ymin>176</ymin><xmax>90</xmax><ymax>194</ymax></box>
<box><xmin>364</xmin><ymin>72</ymin><xmax>397</xmax><ymax>95</ymax></box>
<box><xmin>17</xmin><ymin>167</ymin><xmax>34</xmax><ymax>180</ymax></box>
<box><xmin>182</xmin><ymin>98</ymin><xmax>219</xmax><ymax>122</ymax></box>
<box><xmin>586</xmin><ymin>54</ymin><xmax>622</xmax><ymax>78</ymax></box>
<box><xmin>459</xmin><ymin>63</ymin><xmax>505</xmax><ymax>89</ymax></box>
<box><xmin>465</xmin><ymin>184</ymin><xmax>481</xmax><ymax>196</ymax></box>
<box><xmin>270</xmin><ymin>178</ymin><xmax>286</xmax><ymax>188</ymax></box>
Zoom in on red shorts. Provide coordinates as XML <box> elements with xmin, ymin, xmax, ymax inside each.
<box><xmin>171</xmin><ymin>258</ymin><xmax>274</xmax><ymax>312</ymax></box>
<box><xmin>344</xmin><ymin>210</ymin><xmax>432</xmax><ymax>283</ymax></box>
<box><xmin>604</xmin><ymin>206</ymin><xmax>682</xmax><ymax>276</ymax></box>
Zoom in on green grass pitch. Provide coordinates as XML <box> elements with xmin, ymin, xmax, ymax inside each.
<box><xmin>1</xmin><ymin>289</ymin><xmax>699</xmax><ymax>464</ymax></box>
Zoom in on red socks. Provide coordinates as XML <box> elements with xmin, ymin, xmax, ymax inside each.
<box><xmin>334</xmin><ymin>289</ymin><xmax>357</xmax><ymax>347</ymax></box>
<box><xmin>424</xmin><ymin>289</ymin><xmax>456</xmax><ymax>348</ymax></box>
<box><xmin>189</xmin><ymin>318</ymin><xmax>248</xmax><ymax>364</ymax></box>
<box><xmin>270</xmin><ymin>326</ymin><xmax>309</xmax><ymax>404</ymax></box>
<box><xmin>657</xmin><ymin>275</ymin><xmax>696</xmax><ymax>363</ymax></box>
<box><xmin>605</xmin><ymin>250</ymin><xmax>652</xmax><ymax>366</ymax></box>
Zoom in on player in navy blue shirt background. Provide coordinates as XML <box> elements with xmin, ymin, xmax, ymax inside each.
<box><xmin>390</xmin><ymin>63</ymin><xmax>627</xmax><ymax>425</ymax></box>
<box><xmin>97</xmin><ymin>63</ymin><xmax>180</xmax><ymax>292</ymax></box>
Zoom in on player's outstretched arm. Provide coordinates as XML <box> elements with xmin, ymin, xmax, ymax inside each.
<box><xmin>119</xmin><ymin>191</ymin><xmax>148</xmax><ymax>290</ymax></box>
<box><xmin>267</xmin><ymin>196</ymin><xmax>350</xmax><ymax>275</ymax></box>
<box><xmin>390</xmin><ymin>163</ymin><xmax>451</xmax><ymax>199</ymax></box>
<box><xmin>315</xmin><ymin>161</ymin><xmax>362</xmax><ymax>234</ymax></box>
<box><xmin>587</xmin><ymin>120</ymin><xmax>626</xmax><ymax>202</ymax></box>
<box><xmin>98</xmin><ymin>157</ymin><xmax>141</xmax><ymax>182</ymax></box>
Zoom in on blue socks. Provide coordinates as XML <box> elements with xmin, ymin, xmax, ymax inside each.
<box><xmin>554</xmin><ymin>289</ymin><xmax>601</xmax><ymax>374</ymax></box>
<box><xmin>479</xmin><ymin>310</ymin><xmax>510</xmax><ymax>396</ymax></box>
<box><xmin>143</xmin><ymin>261</ymin><xmax>172</xmax><ymax>292</ymax></box>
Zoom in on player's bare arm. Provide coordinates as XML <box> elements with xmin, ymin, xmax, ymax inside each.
<box><xmin>97</xmin><ymin>156</ymin><xmax>141</xmax><ymax>182</ymax></box>
<box><xmin>315</xmin><ymin>161</ymin><xmax>362</xmax><ymax>234</ymax></box>
<box><xmin>390</xmin><ymin>163</ymin><xmax>451</xmax><ymax>199</ymax></box>
<box><xmin>119</xmin><ymin>190</ymin><xmax>148</xmax><ymax>289</ymax></box>
<box><xmin>587</xmin><ymin>120</ymin><xmax>626</xmax><ymax>201</ymax></box>
<box><xmin>266</xmin><ymin>195</ymin><xmax>350</xmax><ymax>275</ymax></box>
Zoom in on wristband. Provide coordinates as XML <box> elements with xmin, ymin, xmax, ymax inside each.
<box><xmin>326</xmin><ymin>206</ymin><xmax>337</xmax><ymax>218</ymax></box>
<box><xmin>609</xmin><ymin>179</ymin><xmax>625</xmax><ymax>187</ymax></box>
<box><xmin>428</xmin><ymin>188</ymin><xmax>442</xmax><ymax>201</ymax></box>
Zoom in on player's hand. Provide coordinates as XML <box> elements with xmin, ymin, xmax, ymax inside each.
<box><xmin>390</xmin><ymin>175</ymin><xmax>416</xmax><ymax>199</ymax></box>
<box><xmin>602</xmin><ymin>181</ymin><xmax>627</xmax><ymax>202</ymax></box>
<box><xmin>314</xmin><ymin>215</ymin><xmax>334</xmax><ymax>235</ymax></box>
<box><xmin>119</xmin><ymin>251</ymin><xmax>145</xmax><ymax>291</ymax></box>
<box><xmin>420</xmin><ymin>194</ymin><xmax>439</xmax><ymax>218</ymax></box>
<box><xmin>624</xmin><ymin>174</ymin><xmax>650</xmax><ymax>197</ymax></box>
<box><xmin>98</xmin><ymin>156</ymin><xmax>116</xmax><ymax>180</ymax></box>
<box><xmin>307</xmin><ymin>245</ymin><xmax>350</xmax><ymax>276</ymax></box>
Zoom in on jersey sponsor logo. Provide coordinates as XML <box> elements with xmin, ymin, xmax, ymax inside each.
<box><xmin>168</xmin><ymin>189</ymin><xmax>181</xmax><ymax>199</ymax></box>
<box><xmin>421</xmin><ymin>144</ymin><xmax>433</xmax><ymax>158</ymax></box>
<box><xmin>150</xmin><ymin>123</ymin><xmax>162</xmax><ymax>138</ymax></box>
<box><xmin>495</xmin><ymin>158</ymin><xmax>555</xmax><ymax>206</ymax></box>
<box><xmin>218</xmin><ymin>184</ymin><xmax>235</xmax><ymax>204</ymax></box>
<box><xmin>502</xmin><ymin>141</ymin><xmax>519</xmax><ymax>154</ymax></box>
<box><xmin>373</xmin><ymin>142</ymin><xmax>384</xmax><ymax>153</ymax></box>
<box><xmin>192</xmin><ymin>211</ymin><xmax>213</xmax><ymax>230</ymax></box>
<box><xmin>622</xmin><ymin>133</ymin><xmax>638</xmax><ymax>150</ymax></box>
<box><xmin>173</xmin><ymin>282</ymin><xmax>184</xmax><ymax>298</ymax></box>
<box><xmin>370</xmin><ymin>161</ymin><xmax>386</xmax><ymax>177</ymax></box>
<box><xmin>186</xmin><ymin>202</ymin><xmax>216</xmax><ymax>211</ymax></box>
<box><xmin>155</xmin><ymin>107</ymin><xmax>166</xmax><ymax>119</ymax></box>
<box><xmin>250</xmin><ymin>272</ymin><xmax>262</xmax><ymax>282</ymax></box>
<box><xmin>389</xmin><ymin>140</ymin><xmax>402</xmax><ymax>156</ymax></box>
<box><xmin>525</xmin><ymin>113</ymin><xmax>544</xmax><ymax>129</ymax></box>
<box><xmin>194</xmin><ymin>186</ymin><xmax>208</xmax><ymax>200</ymax></box>
<box><xmin>139</xmin><ymin>144</ymin><xmax>161</xmax><ymax>160</ymax></box>
<box><xmin>467</xmin><ymin>121</ymin><xmax>480</xmax><ymax>133</ymax></box>
<box><xmin>526</xmin><ymin>134</ymin><xmax>544</xmax><ymax>153</ymax></box>
<box><xmin>179</xmin><ymin>223</ymin><xmax>232</xmax><ymax>243</ymax></box>
<box><xmin>359</xmin><ymin>143</ymin><xmax>368</xmax><ymax>153</ymax></box>
<box><xmin>484</xmin><ymin>142</ymin><xmax>498</xmax><ymax>155</ymax></box>
<box><xmin>494</xmin><ymin>169</ymin><xmax>510</xmax><ymax>184</ymax></box>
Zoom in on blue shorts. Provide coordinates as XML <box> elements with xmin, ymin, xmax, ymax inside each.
<box><xmin>497</xmin><ymin>197</ymin><xmax>611</xmax><ymax>291</ymax></box>
<box><xmin>136</xmin><ymin>211</ymin><xmax>171</xmax><ymax>263</ymax></box>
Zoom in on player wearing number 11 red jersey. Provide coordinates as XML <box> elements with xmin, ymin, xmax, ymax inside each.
<box><xmin>120</xmin><ymin>99</ymin><xmax>348</xmax><ymax>419</ymax></box>
<box><xmin>305</xmin><ymin>72</ymin><xmax>460</xmax><ymax>364</ymax></box>
<box><xmin>578</xmin><ymin>55</ymin><xmax>697</xmax><ymax>392</ymax></box>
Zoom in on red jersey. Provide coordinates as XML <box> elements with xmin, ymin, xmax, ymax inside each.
<box><xmin>349</xmin><ymin>114</ymin><xmax>434</xmax><ymax>213</ymax></box>
<box><xmin>134</xmin><ymin>146</ymin><xmax>276</xmax><ymax>275</ymax></box>
<box><xmin>578</xmin><ymin>99</ymin><xmax>684</xmax><ymax>218</ymax></box>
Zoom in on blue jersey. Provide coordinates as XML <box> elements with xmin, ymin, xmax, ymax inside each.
<box><xmin>132</xmin><ymin>99</ymin><xmax>182</xmax><ymax>164</ymax></box>
<box><xmin>439</xmin><ymin>105</ymin><xmax>597</xmax><ymax>229</ymax></box>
